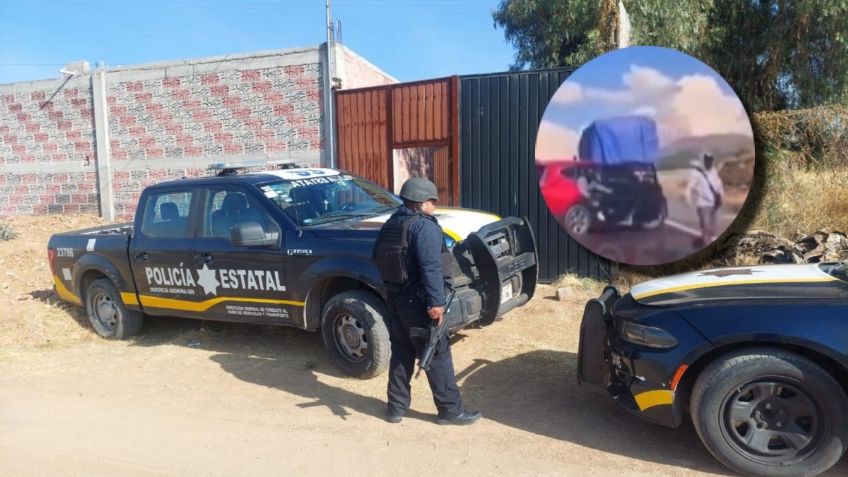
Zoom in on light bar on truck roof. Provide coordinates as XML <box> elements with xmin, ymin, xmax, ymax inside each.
<box><xmin>207</xmin><ymin>160</ymin><xmax>307</xmax><ymax>176</ymax></box>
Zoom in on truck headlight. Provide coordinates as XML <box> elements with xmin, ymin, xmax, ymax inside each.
<box><xmin>617</xmin><ymin>320</ymin><xmax>678</xmax><ymax>349</ymax></box>
<box><xmin>444</xmin><ymin>235</ymin><xmax>456</xmax><ymax>249</ymax></box>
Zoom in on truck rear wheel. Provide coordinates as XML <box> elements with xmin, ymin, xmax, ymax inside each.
<box><xmin>320</xmin><ymin>290</ymin><xmax>390</xmax><ymax>379</ymax></box>
<box><xmin>85</xmin><ymin>278</ymin><xmax>143</xmax><ymax>339</ymax></box>
<box><xmin>691</xmin><ymin>348</ymin><xmax>848</xmax><ymax>477</ymax></box>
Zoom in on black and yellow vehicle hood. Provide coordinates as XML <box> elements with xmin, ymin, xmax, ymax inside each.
<box><xmin>630</xmin><ymin>263</ymin><xmax>845</xmax><ymax>306</ymax></box>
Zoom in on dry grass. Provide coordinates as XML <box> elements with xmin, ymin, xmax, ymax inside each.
<box><xmin>0</xmin><ymin>214</ymin><xmax>107</xmax><ymax>352</ymax></box>
<box><xmin>552</xmin><ymin>273</ymin><xmax>607</xmax><ymax>293</ymax></box>
<box><xmin>750</xmin><ymin>162</ymin><xmax>848</xmax><ymax>238</ymax></box>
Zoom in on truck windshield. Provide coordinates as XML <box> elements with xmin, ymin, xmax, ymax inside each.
<box><xmin>259</xmin><ymin>174</ymin><xmax>401</xmax><ymax>226</ymax></box>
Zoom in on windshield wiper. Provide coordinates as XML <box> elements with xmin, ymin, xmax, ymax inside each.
<box><xmin>302</xmin><ymin>209</ymin><xmax>389</xmax><ymax>225</ymax></box>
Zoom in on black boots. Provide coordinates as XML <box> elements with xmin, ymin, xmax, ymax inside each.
<box><xmin>437</xmin><ymin>410</ymin><xmax>481</xmax><ymax>426</ymax></box>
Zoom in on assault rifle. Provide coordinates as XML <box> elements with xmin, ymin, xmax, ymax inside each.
<box><xmin>413</xmin><ymin>287</ymin><xmax>456</xmax><ymax>379</ymax></box>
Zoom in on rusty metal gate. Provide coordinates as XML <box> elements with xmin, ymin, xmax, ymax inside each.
<box><xmin>335</xmin><ymin>77</ymin><xmax>460</xmax><ymax>205</ymax></box>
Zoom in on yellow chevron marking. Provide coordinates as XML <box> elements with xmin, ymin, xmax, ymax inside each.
<box><xmin>53</xmin><ymin>275</ymin><xmax>82</xmax><ymax>306</ymax></box>
<box><xmin>120</xmin><ymin>293</ymin><xmax>139</xmax><ymax>306</ymax></box>
<box><xmin>634</xmin><ymin>390</ymin><xmax>674</xmax><ymax>411</ymax></box>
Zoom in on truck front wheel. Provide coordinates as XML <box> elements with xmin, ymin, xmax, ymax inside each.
<box><xmin>691</xmin><ymin>348</ymin><xmax>848</xmax><ymax>477</ymax></box>
<box><xmin>85</xmin><ymin>278</ymin><xmax>143</xmax><ymax>339</ymax></box>
<box><xmin>320</xmin><ymin>290</ymin><xmax>390</xmax><ymax>379</ymax></box>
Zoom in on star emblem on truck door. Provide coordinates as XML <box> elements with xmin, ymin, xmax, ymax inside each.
<box><xmin>698</xmin><ymin>268</ymin><xmax>761</xmax><ymax>278</ymax></box>
<box><xmin>196</xmin><ymin>264</ymin><xmax>220</xmax><ymax>295</ymax></box>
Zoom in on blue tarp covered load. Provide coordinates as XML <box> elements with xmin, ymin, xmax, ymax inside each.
<box><xmin>577</xmin><ymin>115</ymin><xmax>659</xmax><ymax>164</ymax></box>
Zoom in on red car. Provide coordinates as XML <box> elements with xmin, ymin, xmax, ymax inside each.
<box><xmin>538</xmin><ymin>160</ymin><xmax>582</xmax><ymax>219</ymax></box>
<box><xmin>537</xmin><ymin>159</ymin><xmax>667</xmax><ymax>236</ymax></box>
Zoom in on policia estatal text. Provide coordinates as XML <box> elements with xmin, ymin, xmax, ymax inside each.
<box><xmin>373</xmin><ymin>177</ymin><xmax>481</xmax><ymax>425</ymax></box>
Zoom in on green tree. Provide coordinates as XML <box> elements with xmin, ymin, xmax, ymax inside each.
<box><xmin>493</xmin><ymin>0</ymin><xmax>848</xmax><ymax>111</ymax></box>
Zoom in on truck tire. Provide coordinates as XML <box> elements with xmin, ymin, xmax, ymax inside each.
<box><xmin>691</xmin><ymin>348</ymin><xmax>848</xmax><ymax>477</ymax></box>
<box><xmin>84</xmin><ymin>278</ymin><xmax>143</xmax><ymax>339</ymax></box>
<box><xmin>320</xmin><ymin>290</ymin><xmax>390</xmax><ymax>379</ymax></box>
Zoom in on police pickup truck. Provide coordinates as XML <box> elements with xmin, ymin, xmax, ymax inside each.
<box><xmin>47</xmin><ymin>164</ymin><xmax>537</xmax><ymax>378</ymax></box>
<box><xmin>578</xmin><ymin>264</ymin><xmax>848</xmax><ymax>477</ymax></box>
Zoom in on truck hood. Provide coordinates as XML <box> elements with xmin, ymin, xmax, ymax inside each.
<box><xmin>335</xmin><ymin>207</ymin><xmax>501</xmax><ymax>241</ymax></box>
<box><xmin>630</xmin><ymin>263</ymin><xmax>845</xmax><ymax>306</ymax></box>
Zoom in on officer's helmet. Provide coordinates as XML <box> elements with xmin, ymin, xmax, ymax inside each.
<box><xmin>399</xmin><ymin>177</ymin><xmax>439</xmax><ymax>203</ymax></box>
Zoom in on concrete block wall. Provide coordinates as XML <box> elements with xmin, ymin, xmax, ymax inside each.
<box><xmin>0</xmin><ymin>43</ymin><xmax>396</xmax><ymax>221</ymax></box>
<box><xmin>0</xmin><ymin>76</ymin><xmax>100</xmax><ymax>216</ymax></box>
<box><xmin>104</xmin><ymin>47</ymin><xmax>325</xmax><ymax>219</ymax></box>
<box><xmin>337</xmin><ymin>45</ymin><xmax>397</xmax><ymax>90</ymax></box>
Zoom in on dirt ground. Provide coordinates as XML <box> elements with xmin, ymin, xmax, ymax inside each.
<box><xmin>1</xmin><ymin>215</ymin><xmax>845</xmax><ymax>477</ymax></box>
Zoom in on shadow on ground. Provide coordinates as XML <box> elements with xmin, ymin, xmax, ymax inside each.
<box><xmin>99</xmin><ymin>316</ymin><xmax>848</xmax><ymax>476</ymax></box>
<box><xmin>29</xmin><ymin>288</ymin><xmax>92</xmax><ymax>331</ymax></box>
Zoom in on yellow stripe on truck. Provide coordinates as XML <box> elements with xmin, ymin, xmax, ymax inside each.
<box><xmin>634</xmin><ymin>390</ymin><xmax>674</xmax><ymax>411</ymax></box>
<box><xmin>442</xmin><ymin>227</ymin><xmax>462</xmax><ymax>242</ymax></box>
<box><xmin>632</xmin><ymin>277</ymin><xmax>837</xmax><ymax>301</ymax></box>
<box><xmin>52</xmin><ymin>275</ymin><xmax>82</xmax><ymax>306</ymax></box>
<box><xmin>137</xmin><ymin>294</ymin><xmax>305</xmax><ymax>312</ymax></box>
<box><xmin>120</xmin><ymin>293</ymin><xmax>139</xmax><ymax>306</ymax></box>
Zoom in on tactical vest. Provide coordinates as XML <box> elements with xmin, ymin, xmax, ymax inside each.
<box><xmin>373</xmin><ymin>212</ymin><xmax>453</xmax><ymax>287</ymax></box>
<box><xmin>373</xmin><ymin>212</ymin><xmax>423</xmax><ymax>285</ymax></box>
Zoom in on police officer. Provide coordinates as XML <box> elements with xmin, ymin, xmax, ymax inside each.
<box><xmin>373</xmin><ymin>177</ymin><xmax>481</xmax><ymax>425</ymax></box>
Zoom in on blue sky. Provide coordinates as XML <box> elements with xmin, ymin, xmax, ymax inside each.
<box><xmin>535</xmin><ymin>46</ymin><xmax>752</xmax><ymax>161</ymax></box>
<box><xmin>0</xmin><ymin>0</ymin><xmax>515</xmax><ymax>84</ymax></box>
<box><xmin>543</xmin><ymin>46</ymin><xmax>738</xmax><ymax>131</ymax></box>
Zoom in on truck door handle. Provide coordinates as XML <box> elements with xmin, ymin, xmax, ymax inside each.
<box><xmin>135</xmin><ymin>252</ymin><xmax>149</xmax><ymax>262</ymax></box>
<box><xmin>198</xmin><ymin>253</ymin><xmax>213</xmax><ymax>263</ymax></box>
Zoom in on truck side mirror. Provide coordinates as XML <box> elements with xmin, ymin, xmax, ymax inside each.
<box><xmin>230</xmin><ymin>222</ymin><xmax>280</xmax><ymax>248</ymax></box>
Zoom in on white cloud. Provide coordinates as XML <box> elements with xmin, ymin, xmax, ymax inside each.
<box><xmin>623</xmin><ymin>65</ymin><xmax>676</xmax><ymax>96</ymax></box>
<box><xmin>668</xmin><ymin>74</ymin><xmax>752</xmax><ymax>136</ymax></box>
<box><xmin>551</xmin><ymin>65</ymin><xmax>752</xmax><ymax>139</ymax></box>
<box><xmin>550</xmin><ymin>82</ymin><xmax>584</xmax><ymax>105</ymax></box>
<box><xmin>535</xmin><ymin>120</ymin><xmax>580</xmax><ymax>162</ymax></box>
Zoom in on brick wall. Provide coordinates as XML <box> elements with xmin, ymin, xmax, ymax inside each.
<box><xmin>0</xmin><ymin>76</ymin><xmax>99</xmax><ymax>216</ymax></box>
<box><xmin>0</xmin><ymin>43</ymin><xmax>396</xmax><ymax>221</ymax></box>
<box><xmin>105</xmin><ymin>50</ymin><xmax>325</xmax><ymax>219</ymax></box>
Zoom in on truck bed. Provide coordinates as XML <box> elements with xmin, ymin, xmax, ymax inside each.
<box><xmin>50</xmin><ymin>222</ymin><xmax>134</xmax><ymax>238</ymax></box>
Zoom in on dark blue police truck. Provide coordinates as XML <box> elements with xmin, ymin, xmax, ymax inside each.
<box><xmin>47</xmin><ymin>164</ymin><xmax>537</xmax><ymax>378</ymax></box>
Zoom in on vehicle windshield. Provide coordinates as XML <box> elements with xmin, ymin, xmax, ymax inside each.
<box><xmin>259</xmin><ymin>173</ymin><xmax>400</xmax><ymax>226</ymax></box>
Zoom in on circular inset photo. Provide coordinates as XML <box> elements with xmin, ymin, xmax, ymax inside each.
<box><xmin>536</xmin><ymin>46</ymin><xmax>755</xmax><ymax>266</ymax></box>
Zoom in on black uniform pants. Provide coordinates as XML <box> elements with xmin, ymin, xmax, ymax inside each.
<box><xmin>386</xmin><ymin>291</ymin><xmax>463</xmax><ymax>418</ymax></box>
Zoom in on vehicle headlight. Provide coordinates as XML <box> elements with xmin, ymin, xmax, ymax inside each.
<box><xmin>443</xmin><ymin>235</ymin><xmax>456</xmax><ymax>249</ymax></box>
<box><xmin>617</xmin><ymin>320</ymin><xmax>678</xmax><ymax>349</ymax></box>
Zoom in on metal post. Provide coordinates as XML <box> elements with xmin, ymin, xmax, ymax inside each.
<box><xmin>91</xmin><ymin>70</ymin><xmax>115</xmax><ymax>221</ymax></box>
<box><xmin>322</xmin><ymin>0</ymin><xmax>337</xmax><ymax>168</ymax></box>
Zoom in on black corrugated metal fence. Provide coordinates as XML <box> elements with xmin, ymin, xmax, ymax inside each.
<box><xmin>459</xmin><ymin>68</ymin><xmax>616</xmax><ymax>282</ymax></box>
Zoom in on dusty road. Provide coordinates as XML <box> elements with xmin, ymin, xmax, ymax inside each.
<box><xmin>1</xmin><ymin>215</ymin><xmax>845</xmax><ymax>477</ymax></box>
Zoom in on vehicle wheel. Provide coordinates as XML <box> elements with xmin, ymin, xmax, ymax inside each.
<box><xmin>638</xmin><ymin>201</ymin><xmax>667</xmax><ymax>230</ymax></box>
<box><xmin>564</xmin><ymin>204</ymin><xmax>592</xmax><ymax>236</ymax></box>
<box><xmin>320</xmin><ymin>290</ymin><xmax>391</xmax><ymax>379</ymax></box>
<box><xmin>84</xmin><ymin>278</ymin><xmax>143</xmax><ymax>339</ymax></box>
<box><xmin>691</xmin><ymin>348</ymin><xmax>848</xmax><ymax>477</ymax></box>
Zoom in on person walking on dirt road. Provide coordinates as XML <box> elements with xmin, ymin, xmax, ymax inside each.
<box><xmin>372</xmin><ymin>177</ymin><xmax>481</xmax><ymax>426</ymax></box>
<box><xmin>686</xmin><ymin>152</ymin><xmax>724</xmax><ymax>246</ymax></box>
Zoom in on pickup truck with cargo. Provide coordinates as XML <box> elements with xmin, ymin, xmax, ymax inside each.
<box><xmin>47</xmin><ymin>165</ymin><xmax>537</xmax><ymax>378</ymax></box>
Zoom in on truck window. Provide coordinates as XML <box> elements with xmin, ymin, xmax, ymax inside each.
<box><xmin>202</xmin><ymin>188</ymin><xmax>273</xmax><ymax>238</ymax></box>
<box><xmin>140</xmin><ymin>191</ymin><xmax>194</xmax><ymax>238</ymax></box>
<box><xmin>261</xmin><ymin>175</ymin><xmax>400</xmax><ymax>226</ymax></box>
